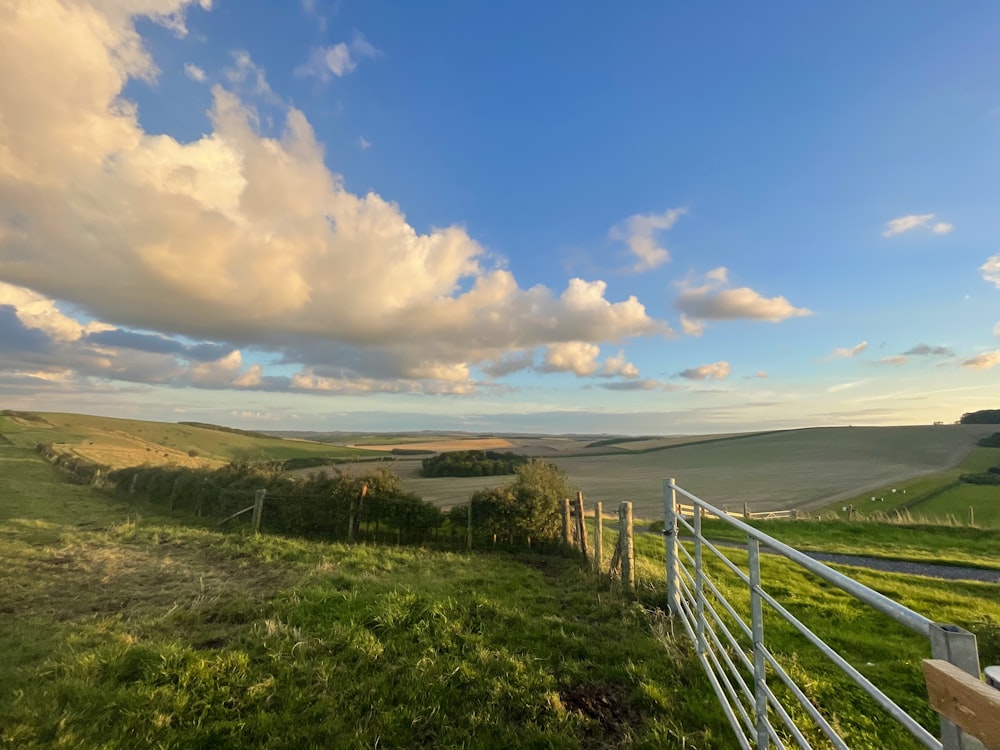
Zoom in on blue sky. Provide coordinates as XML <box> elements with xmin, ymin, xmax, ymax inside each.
<box><xmin>0</xmin><ymin>0</ymin><xmax>998</xmax><ymax>434</ymax></box>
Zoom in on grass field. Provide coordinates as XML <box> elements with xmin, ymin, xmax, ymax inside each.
<box><xmin>389</xmin><ymin>425</ymin><xmax>995</xmax><ymax>519</ymax></box>
<box><xmin>4</xmin><ymin>430</ymin><xmax>1000</xmax><ymax>748</ymax></box>
<box><xmin>0</xmin><ymin>443</ymin><xmax>732</xmax><ymax>749</ymax></box>
<box><xmin>823</xmin><ymin>445</ymin><xmax>1000</xmax><ymax>527</ymax></box>
<box><xmin>0</xmin><ymin>412</ymin><xmax>369</xmax><ymax>469</ymax></box>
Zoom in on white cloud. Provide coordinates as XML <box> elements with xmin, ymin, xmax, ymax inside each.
<box><xmin>184</xmin><ymin>62</ymin><xmax>206</xmax><ymax>82</ymax></box>
<box><xmin>982</xmin><ymin>253</ymin><xmax>1000</xmax><ymax>288</ymax></box>
<box><xmin>827</xmin><ymin>379</ymin><xmax>867</xmax><ymax>393</ymax></box>
<box><xmin>877</xmin><ymin>356</ymin><xmax>908</xmax><ymax>366</ymax></box>
<box><xmin>679</xmin><ymin>361</ymin><xmax>730</xmax><ymax>381</ymax></box>
<box><xmin>961</xmin><ymin>351</ymin><xmax>1000</xmax><ymax>371</ymax></box>
<box><xmin>358</xmin><ymin>136</ymin><xmax>372</xmax><ymax>151</ymax></box>
<box><xmin>540</xmin><ymin>342</ymin><xmax>600</xmax><ymax>376</ymax></box>
<box><xmin>599</xmin><ymin>350</ymin><xmax>639</xmax><ymax>378</ymax></box>
<box><xmin>675</xmin><ymin>268</ymin><xmax>812</xmax><ymax>328</ymax></box>
<box><xmin>296</xmin><ymin>33</ymin><xmax>380</xmax><ymax>81</ymax></box>
<box><xmin>679</xmin><ymin>314</ymin><xmax>704</xmax><ymax>337</ymax></box>
<box><xmin>0</xmin><ymin>1</ymin><xmax>666</xmax><ymax>395</ymax></box>
<box><xmin>881</xmin><ymin>214</ymin><xmax>953</xmax><ymax>237</ymax></box>
<box><xmin>993</xmin><ymin>321</ymin><xmax>1000</xmax><ymax>337</ymax></box>
<box><xmin>824</xmin><ymin>341</ymin><xmax>867</xmax><ymax>361</ymax></box>
<box><xmin>609</xmin><ymin>207</ymin><xmax>685</xmax><ymax>272</ymax></box>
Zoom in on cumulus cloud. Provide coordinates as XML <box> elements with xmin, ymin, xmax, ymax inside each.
<box><xmin>598</xmin><ymin>350</ymin><xmax>640</xmax><ymax>379</ymax></box>
<box><xmin>539</xmin><ymin>342</ymin><xmax>601</xmax><ymax>376</ymax></box>
<box><xmin>296</xmin><ymin>33</ymin><xmax>380</xmax><ymax>81</ymax></box>
<box><xmin>961</xmin><ymin>351</ymin><xmax>1000</xmax><ymax>371</ymax></box>
<box><xmin>0</xmin><ymin>1</ymin><xmax>666</xmax><ymax>397</ymax></box>
<box><xmin>609</xmin><ymin>207</ymin><xmax>685</xmax><ymax>272</ymax></box>
<box><xmin>983</xmin><ymin>254</ymin><xmax>1000</xmax><ymax>288</ymax></box>
<box><xmin>823</xmin><ymin>341</ymin><xmax>867</xmax><ymax>361</ymax></box>
<box><xmin>877</xmin><ymin>356</ymin><xmax>909</xmax><ymax>366</ymax></box>
<box><xmin>675</xmin><ymin>268</ymin><xmax>811</xmax><ymax>330</ymax></box>
<box><xmin>678</xmin><ymin>361</ymin><xmax>730</xmax><ymax>381</ymax></box>
<box><xmin>679</xmin><ymin>314</ymin><xmax>704</xmax><ymax>337</ymax></box>
<box><xmin>881</xmin><ymin>214</ymin><xmax>954</xmax><ymax>237</ymax></box>
<box><xmin>994</xmin><ymin>321</ymin><xmax>1000</xmax><ymax>337</ymax></box>
<box><xmin>903</xmin><ymin>343</ymin><xmax>953</xmax><ymax>357</ymax></box>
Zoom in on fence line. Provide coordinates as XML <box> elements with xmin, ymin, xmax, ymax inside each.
<box><xmin>663</xmin><ymin>477</ymin><xmax>994</xmax><ymax>749</ymax></box>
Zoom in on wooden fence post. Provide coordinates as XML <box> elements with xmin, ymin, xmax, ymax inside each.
<box><xmin>969</xmin><ymin>506</ymin><xmax>975</xmax><ymax>527</ymax></box>
<box><xmin>574</xmin><ymin>491</ymin><xmax>589</xmax><ymax>561</ymax></box>
<box><xmin>619</xmin><ymin>501</ymin><xmax>634</xmax><ymax>592</ymax></box>
<box><xmin>594</xmin><ymin>501</ymin><xmax>603</xmax><ymax>573</ymax></box>
<box><xmin>251</xmin><ymin>489</ymin><xmax>266</xmax><ymax>534</ymax></box>
<box><xmin>743</xmin><ymin>502</ymin><xmax>750</xmax><ymax>520</ymax></box>
<box><xmin>562</xmin><ymin>497</ymin><xmax>572</xmax><ymax>547</ymax></box>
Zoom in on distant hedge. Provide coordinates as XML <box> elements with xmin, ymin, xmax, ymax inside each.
<box><xmin>421</xmin><ymin>450</ymin><xmax>529</xmax><ymax>478</ymax></box>
<box><xmin>959</xmin><ymin>471</ymin><xmax>1000</xmax><ymax>486</ymax></box>
<box><xmin>960</xmin><ymin>410</ymin><xmax>1000</xmax><ymax>424</ymax></box>
<box><xmin>107</xmin><ymin>461</ymin><xmax>444</xmax><ymax>542</ymax></box>
<box><xmin>977</xmin><ymin>432</ymin><xmax>1000</xmax><ymax>447</ymax></box>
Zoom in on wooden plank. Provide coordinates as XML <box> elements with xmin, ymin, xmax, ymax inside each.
<box><xmin>923</xmin><ymin>659</ymin><xmax>1000</xmax><ymax>750</ymax></box>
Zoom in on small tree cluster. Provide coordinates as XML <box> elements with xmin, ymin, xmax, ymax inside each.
<box><xmin>449</xmin><ymin>460</ymin><xmax>574</xmax><ymax>545</ymax></box>
<box><xmin>421</xmin><ymin>450</ymin><xmax>529</xmax><ymax>477</ymax></box>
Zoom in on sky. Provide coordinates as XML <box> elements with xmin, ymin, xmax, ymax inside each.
<box><xmin>1</xmin><ymin>0</ymin><xmax>999</xmax><ymax>435</ymax></box>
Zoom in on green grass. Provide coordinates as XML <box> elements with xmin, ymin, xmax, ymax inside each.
<box><xmin>623</xmin><ymin>527</ymin><xmax>1000</xmax><ymax>749</ymax></box>
<box><xmin>0</xmin><ymin>412</ymin><xmax>369</xmax><ymax>465</ymax></box>
<box><xmin>825</xmin><ymin>445</ymin><xmax>1000</xmax><ymax>527</ymax></box>
<box><xmin>0</xmin><ymin>444</ymin><xmax>732</xmax><ymax>749</ymax></box>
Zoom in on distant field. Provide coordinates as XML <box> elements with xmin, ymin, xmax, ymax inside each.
<box><xmin>349</xmin><ymin>437</ymin><xmax>515</xmax><ymax>453</ymax></box>
<box><xmin>0</xmin><ymin>412</ymin><xmax>369</xmax><ymax>469</ymax></box>
<box><xmin>379</xmin><ymin>426</ymin><xmax>996</xmax><ymax>519</ymax></box>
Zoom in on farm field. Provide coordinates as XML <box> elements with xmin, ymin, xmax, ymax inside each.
<box><xmin>0</xmin><ymin>411</ymin><xmax>369</xmax><ymax>470</ymax></box>
<box><xmin>823</xmin><ymin>445</ymin><xmax>1000</xmax><ymax>526</ymax></box>
<box><xmin>390</xmin><ymin>425</ymin><xmax>996</xmax><ymax>519</ymax></box>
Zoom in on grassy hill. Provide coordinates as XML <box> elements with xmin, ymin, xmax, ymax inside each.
<box><xmin>0</xmin><ymin>411</ymin><xmax>370</xmax><ymax>469</ymax></box>
<box><xmin>0</xmin><ymin>442</ymin><xmax>731</xmax><ymax>749</ymax></box>
<box><xmin>396</xmin><ymin>425</ymin><xmax>997</xmax><ymax>517</ymax></box>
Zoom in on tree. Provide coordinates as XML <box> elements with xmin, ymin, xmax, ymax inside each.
<box><xmin>960</xmin><ymin>409</ymin><xmax>1000</xmax><ymax>424</ymax></box>
<box><xmin>508</xmin><ymin>460</ymin><xmax>575</xmax><ymax>544</ymax></box>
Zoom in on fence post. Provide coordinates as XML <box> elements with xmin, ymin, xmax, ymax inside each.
<box><xmin>743</xmin><ymin>502</ymin><xmax>750</xmax><ymax>520</ymax></box>
<box><xmin>969</xmin><ymin>506</ymin><xmax>975</xmax><ymax>527</ymax></box>
<box><xmin>251</xmin><ymin>489</ymin><xmax>266</xmax><ymax>534</ymax></box>
<box><xmin>562</xmin><ymin>497</ymin><xmax>572</xmax><ymax>548</ymax></box>
<box><xmin>664</xmin><ymin>478</ymin><xmax>680</xmax><ymax>616</ymax></box>
<box><xmin>594</xmin><ymin>501</ymin><xmax>603</xmax><ymax>573</ymax></box>
<box><xmin>619</xmin><ymin>501</ymin><xmax>634</xmax><ymax>592</ymax></box>
<box><xmin>929</xmin><ymin>623</ymin><xmax>982</xmax><ymax>750</ymax></box>
<box><xmin>694</xmin><ymin>505</ymin><xmax>705</xmax><ymax>653</ymax></box>
<box><xmin>574</xmin><ymin>491</ymin><xmax>589</xmax><ymax>561</ymax></box>
<box><xmin>748</xmin><ymin>537</ymin><xmax>769</xmax><ymax>748</ymax></box>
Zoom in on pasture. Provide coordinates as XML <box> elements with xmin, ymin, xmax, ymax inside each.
<box><xmin>0</xmin><ymin>411</ymin><xmax>368</xmax><ymax>469</ymax></box>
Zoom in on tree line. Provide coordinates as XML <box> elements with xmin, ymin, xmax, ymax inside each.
<box><xmin>421</xmin><ymin>450</ymin><xmax>529</xmax><ymax>477</ymax></box>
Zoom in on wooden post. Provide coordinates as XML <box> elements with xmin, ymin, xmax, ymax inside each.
<box><xmin>129</xmin><ymin>474</ymin><xmax>138</xmax><ymax>495</ymax></box>
<box><xmin>574</xmin><ymin>491</ymin><xmax>589</xmax><ymax>561</ymax></box>
<box><xmin>619</xmin><ymin>501</ymin><xmax>634</xmax><ymax>592</ymax></box>
<box><xmin>743</xmin><ymin>502</ymin><xmax>750</xmax><ymax>520</ymax></box>
<box><xmin>847</xmin><ymin>504</ymin><xmax>855</xmax><ymax>521</ymax></box>
<box><xmin>354</xmin><ymin>484</ymin><xmax>368</xmax><ymax>540</ymax></box>
<box><xmin>923</xmin><ymin>659</ymin><xmax>1000</xmax><ymax>750</ymax></box>
<box><xmin>562</xmin><ymin>497</ymin><xmax>572</xmax><ymax>547</ymax></box>
<box><xmin>969</xmin><ymin>506</ymin><xmax>975</xmax><ymax>527</ymax></box>
<box><xmin>251</xmin><ymin>489</ymin><xmax>266</xmax><ymax>534</ymax></box>
<box><xmin>594</xmin><ymin>501</ymin><xmax>603</xmax><ymax>573</ymax></box>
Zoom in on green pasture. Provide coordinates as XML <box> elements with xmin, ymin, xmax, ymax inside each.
<box><xmin>824</xmin><ymin>445</ymin><xmax>1000</xmax><ymax>527</ymax></box>
<box><xmin>0</xmin><ymin>412</ymin><xmax>368</xmax><ymax>464</ymax></box>
<box><xmin>0</xmin><ymin>443</ymin><xmax>731</xmax><ymax>749</ymax></box>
